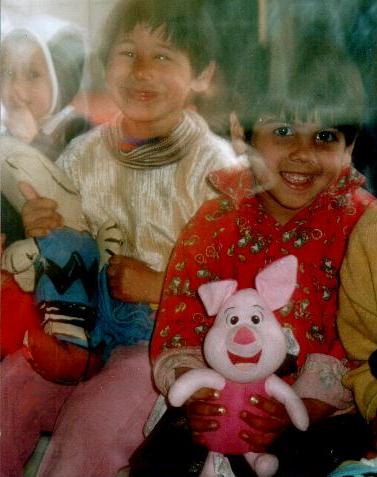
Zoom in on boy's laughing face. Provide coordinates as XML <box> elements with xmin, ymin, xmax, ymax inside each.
<box><xmin>252</xmin><ymin>120</ymin><xmax>354</xmax><ymax>224</ymax></box>
<box><xmin>105</xmin><ymin>23</ymin><xmax>214</xmax><ymax>137</ymax></box>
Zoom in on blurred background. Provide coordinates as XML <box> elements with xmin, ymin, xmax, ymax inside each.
<box><xmin>2</xmin><ymin>0</ymin><xmax>377</xmax><ymax>121</ymax></box>
<box><xmin>2</xmin><ymin>0</ymin><xmax>377</xmax><ymax>188</ymax></box>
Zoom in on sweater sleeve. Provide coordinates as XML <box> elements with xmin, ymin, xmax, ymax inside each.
<box><xmin>150</xmin><ymin>198</ymin><xmax>229</xmax><ymax>395</ymax></box>
<box><xmin>337</xmin><ymin>204</ymin><xmax>377</xmax><ymax>420</ymax></box>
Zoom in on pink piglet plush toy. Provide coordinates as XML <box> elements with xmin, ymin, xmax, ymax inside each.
<box><xmin>168</xmin><ymin>255</ymin><xmax>309</xmax><ymax>477</ymax></box>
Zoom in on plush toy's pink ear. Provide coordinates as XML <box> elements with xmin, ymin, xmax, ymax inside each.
<box><xmin>198</xmin><ymin>280</ymin><xmax>238</xmax><ymax>316</ymax></box>
<box><xmin>255</xmin><ymin>255</ymin><xmax>298</xmax><ymax>311</ymax></box>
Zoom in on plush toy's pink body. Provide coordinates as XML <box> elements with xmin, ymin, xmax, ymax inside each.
<box><xmin>169</xmin><ymin>255</ymin><xmax>309</xmax><ymax>477</ymax></box>
<box><xmin>205</xmin><ymin>379</ymin><xmax>268</xmax><ymax>455</ymax></box>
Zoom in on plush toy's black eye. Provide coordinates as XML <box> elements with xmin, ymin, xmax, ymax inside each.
<box><xmin>230</xmin><ymin>316</ymin><xmax>239</xmax><ymax>325</ymax></box>
<box><xmin>251</xmin><ymin>315</ymin><xmax>261</xmax><ymax>325</ymax></box>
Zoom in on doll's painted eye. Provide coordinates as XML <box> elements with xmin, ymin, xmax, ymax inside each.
<box><xmin>228</xmin><ymin>315</ymin><xmax>239</xmax><ymax>325</ymax></box>
<box><xmin>251</xmin><ymin>315</ymin><xmax>261</xmax><ymax>325</ymax></box>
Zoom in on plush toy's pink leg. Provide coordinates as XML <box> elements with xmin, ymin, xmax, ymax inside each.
<box><xmin>199</xmin><ymin>451</ymin><xmax>218</xmax><ymax>477</ymax></box>
<box><xmin>0</xmin><ymin>350</ymin><xmax>73</xmax><ymax>476</ymax></box>
<box><xmin>244</xmin><ymin>451</ymin><xmax>279</xmax><ymax>477</ymax></box>
<box><xmin>37</xmin><ymin>343</ymin><xmax>158</xmax><ymax>477</ymax></box>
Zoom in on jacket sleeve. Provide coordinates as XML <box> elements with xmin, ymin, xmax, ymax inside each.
<box><xmin>337</xmin><ymin>205</ymin><xmax>377</xmax><ymax>420</ymax></box>
<box><xmin>150</xmin><ymin>199</ymin><xmax>228</xmax><ymax>395</ymax></box>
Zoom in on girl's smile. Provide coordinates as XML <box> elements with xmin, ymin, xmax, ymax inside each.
<box><xmin>252</xmin><ymin>121</ymin><xmax>354</xmax><ymax>224</ymax></box>
<box><xmin>280</xmin><ymin>172</ymin><xmax>318</xmax><ymax>188</ymax></box>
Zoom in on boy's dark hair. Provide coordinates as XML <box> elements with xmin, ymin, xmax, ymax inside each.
<box><xmin>235</xmin><ymin>42</ymin><xmax>365</xmax><ymax>146</ymax></box>
<box><xmin>98</xmin><ymin>0</ymin><xmax>217</xmax><ymax>74</ymax></box>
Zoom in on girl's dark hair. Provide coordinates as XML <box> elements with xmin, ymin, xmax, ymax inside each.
<box><xmin>98</xmin><ymin>0</ymin><xmax>217</xmax><ymax>74</ymax></box>
<box><xmin>234</xmin><ymin>42</ymin><xmax>365</xmax><ymax>146</ymax></box>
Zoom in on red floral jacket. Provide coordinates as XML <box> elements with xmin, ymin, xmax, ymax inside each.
<box><xmin>151</xmin><ymin>166</ymin><xmax>375</xmax><ymax>408</ymax></box>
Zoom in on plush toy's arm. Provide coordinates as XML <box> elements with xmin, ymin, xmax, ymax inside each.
<box><xmin>265</xmin><ymin>374</ymin><xmax>309</xmax><ymax>431</ymax></box>
<box><xmin>168</xmin><ymin>368</ymin><xmax>226</xmax><ymax>407</ymax></box>
<box><xmin>1</xmin><ymin>238</ymin><xmax>38</xmax><ymax>291</ymax></box>
<box><xmin>96</xmin><ymin>219</ymin><xmax>125</xmax><ymax>270</ymax></box>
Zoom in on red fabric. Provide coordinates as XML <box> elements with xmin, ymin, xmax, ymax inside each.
<box><xmin>151</xmin><ymin>167</ymin><xmax>375</xmax><ymax>375</ymax></box>
<box><xmin>23</xmin><ymin>328</ymin><xmax>103</xmax><ymax>384</ymax></box>
<box><xmin>207</xmin><ymin>166</ymin><xmax>255</xmax><ymax>209</ymax></box>
<box><xmin>1</xmin><ymin>272</ymin><xmax>40</xmax><ymax>358</ymax></box>
<box><xmin>1</xmin><ymin>272</ymin><xmax>102</xmax><ymax>383</ymax></box>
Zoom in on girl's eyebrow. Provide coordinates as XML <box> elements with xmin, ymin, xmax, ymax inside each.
<box><xmin>256</xmin><ymin>117</ymin><xmax>286</xmax><ymax>125</ymax></box>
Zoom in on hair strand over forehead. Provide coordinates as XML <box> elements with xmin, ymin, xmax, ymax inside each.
<box><xmin>234</xmin><ymin>42</ymin><xmax>365</xmax><ymax>145</ymax></box>
<box><xmin>98</xmin><ymin>0</ymin><xmax>217</xmax><ymax>74</ymax></box>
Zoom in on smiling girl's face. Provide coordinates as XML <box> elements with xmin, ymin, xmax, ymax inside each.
<box><xmin>252</xmin><ymin>119</ymin><xmax>354</xmax><ymax>224</ymax></box>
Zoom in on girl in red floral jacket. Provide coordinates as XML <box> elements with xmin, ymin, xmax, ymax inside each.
<box><xmin>148</xmin><ymin>46</ymin><xmax>376</xmax><ymax>476</ymax></box>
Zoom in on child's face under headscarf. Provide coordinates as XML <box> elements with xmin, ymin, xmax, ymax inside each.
<box><xmin>0</xmin><ymin>36</ymin><xmax>53</xmax><ymax>124</ymax></box>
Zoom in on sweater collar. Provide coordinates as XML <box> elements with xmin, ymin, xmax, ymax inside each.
<box><xmin>102</xmin><ymin>110</ymin><xmax>207</xmax><ymax>169</ymax></box>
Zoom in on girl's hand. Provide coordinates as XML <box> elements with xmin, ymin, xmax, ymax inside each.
<box><xmin>19</xmin><ymin>182</ymin><xmax>63</xmax><ymax>237</ymax></box>
<box><xmin>239</xmin><ymin>394</ymin><xmax>291</xmax><ymax>452</ymax></box>
<box><xmin>239</xmin><ymin>395</ymin><xmax>336</xmax><ymax>453</ymax></box>
<box><xmin>185</xmin><ymin>387</ymin><xmax>225</xmax><ymax>446</ymax></box>
<box><xmin>172</xmin><ymin>367</ymin><xmax>225</xmax><ymax>446</ymax></box>
<box><xmin>107</xmin><ymin>255</ymin><xmax>164</xmax><ymax>304</ymax></box>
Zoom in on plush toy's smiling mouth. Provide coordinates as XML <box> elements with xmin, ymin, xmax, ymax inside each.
<box><xmin>228</xmin><ymin>350</ymin><xmax>262</xmax><ymax>365</ymax></box>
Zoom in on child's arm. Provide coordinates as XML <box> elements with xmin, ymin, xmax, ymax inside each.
<box><xmin>107</xmin><ymin>255</ymin><xmax>165</xmax><ymax>304</ymax></box>
<box><xmin>151</xmin><ymin>198</ymin><xmax>230</xmax><ymax>395</ymax></box>
<box><xmin>20</xmin><ymin>182</ymin><xmax>63</xmax><ymax>237</ymax></box>
<box><xmin>337</xmin><ymin>205</ymin><xmax>377</xmax><ymax>422</ymax></box>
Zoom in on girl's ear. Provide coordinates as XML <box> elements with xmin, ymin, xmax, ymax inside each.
<box><xmin>343</xmin><ymin>141</ymin><xmax>355</xmax><ymax>166</ymax></box>
<box><xmin>191</xmin><ymin>61</ymin><xmax>216</xmax><ymax>93</ymax></box>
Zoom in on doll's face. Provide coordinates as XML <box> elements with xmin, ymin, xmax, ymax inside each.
<box><xmin>203</xmin><ymin>289</ymin><xmax>287</xmax><ymax>383</ymax></box>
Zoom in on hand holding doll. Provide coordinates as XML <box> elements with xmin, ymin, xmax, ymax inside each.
<box><xmin>169</xmin><ymin>256</ymin><xmax>309</xmax><ymax>477</ymax></box>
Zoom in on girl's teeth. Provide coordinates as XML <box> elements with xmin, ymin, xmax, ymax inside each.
<box><xmin>282</xmin><ymin>173</ymin><xmax>312</xmax><ymax>184</ymax></box>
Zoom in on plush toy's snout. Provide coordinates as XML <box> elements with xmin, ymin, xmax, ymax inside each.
<box><xmin>233</xmin><ymin>326</ymin><xmax>256</xmax><ymax>345</ymax></box>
